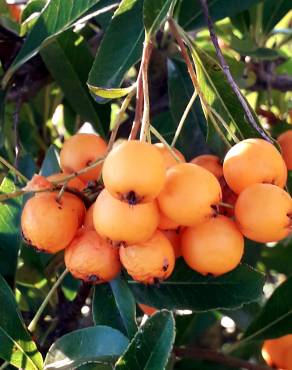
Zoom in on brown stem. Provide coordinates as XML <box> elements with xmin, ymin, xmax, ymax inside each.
<box><xmin>199</xmin><ymin>0</ymin><xmax>272</xmax><ymax>143</ymax></box>
<box><xmin>174</xmin><ymin>348</ymin><xmax>273</xmax><ymax>370</ymax></box>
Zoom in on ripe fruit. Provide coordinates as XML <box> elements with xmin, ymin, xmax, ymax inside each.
<box><xmin>84</xmin><ymin>204</ymin><xmax>94</xmax><ymax>229</ymax></box>
<box><xmin>284</xmin><ymin>349</ymin><xmax>292</xmax><ymax>370</ymax></box>
<box><xmin>48</xmin><ymin>173</ymin><xmax>86</xmax><ymax>191</ymax></box>
<box><xmin>65</xmin><ymin>228</ymin><xmax>121</xmax><ymax>283</ymax></box>
<box><xmin>60</xmin><ymin>133</ymin><xmax>107</xmax><ymax>183</ymax></box>
<box><xmin>21</xmin><ymin>192</ymin><xmax>79</xmax><ymax>253</ymax></box>
<box><xmin>161</xmin><ymin>229</ymin><xmax>181</xmax><ymax>258</ymax></box>
<box><xmin>190</xmin><ymin>154</ymin><xmax>223</xmax><ymax>179</ymax></box>
<box><xmin>155</xmin><ymin>143</ymin><xmax>185</xmax><ymax>169</ymax></box>
<box><xmin>262</xmin><ymin>335</ymin><xmax>292</xmax><ymax>368</ymax></box>
<box><xmin>119</xmin><ymin>230</ymin><xmax>175</xmax><ymax>284</ymax></box>
<box><xmin>93</xmin><ymin>189</ymin><xmax>159</xmax><ymax>245</ymax></box>
<box><xmin>278</xmin><ymin>130</ymin><xmax>292</xmax><ymax>170</ymax></box>
<box><xmin>235</xmin><ymin>183</ymin><xmax>292</xmax><ymax>243</ymax></box>
<box><xmin>181</xmin><ymin>216</ymin><xmax>244</xmax><ymax>276</ymax></box>
<box><xmin>102</xmin><ymin>140</ymin><xmax>166</xmax><ymax>204</ymax></box>
<box><xmin>223</xmin><ymin>138</ymin><xmax>287</xmax><ymax>194</ymax></box>
<box><xmin>158</xmin><ymin>163</ymin><xmax>222</xmax><ymax>226</ymax></box>
<box><xmin>138</xmin><ymin>304</ymin><xmax>157</xmax><ymax>316</ymax></box>
<box><xmin>158</xmin><ymin>210</ymin><xmax>180</xmax><ymax>230</ymax></box>
<box><xmin>63</xmin><ymin>192</ymin><xmax>86</xmax><ymax>226</ymax></box>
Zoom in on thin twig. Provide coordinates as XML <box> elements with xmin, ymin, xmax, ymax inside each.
<box><xmin>150</xmin><ymin>125</ymin><xmax>182</xmax><ymax>163</ymax></box>
<box><xmin>171</xmin><ymin>90</ymin><xmax>197</xmax><ymax>147</ymax></box>
<box><xmin>56</xmin><ymin>181</ymin><xmax>68</xmax><ymax>203</ymax></box>
<box><xmin>13</xmin><ymin>99</ymin><xmax>21</xmax><ymax>169</ymax></box>
<box><xmin>174</xmin><ymin>347</ymin><xmax>273</xmax><ymax>370</ymax></box>
<box><xmin>28</xmin><ymin>269</ymin><xmax>69</xmax><ymax>333</ymax></box>
<box><xmin>139</xmin><ymin>40</ymin><xmax>153</xmax><ymax>142</ymax></box>
<box><xmin>199</xmin><ymin>0</ymin><xmax>272</xmax><ymax>143</ymax></box>
<box><xmin>107</xmin><ymin>88</ymin><xmax>136</xmax><ymax>152</ymax></box>
<box><xmin>0</xmin><ymin>156</ymin><xmax>29</xmax><ymax>183</ymax></box>
<box><xmin>219</xmin><ymin>201</ymin><xmax>234</xmax><ymax>209</ymax></box>
<box><xmin>129</xmin><ymin>68</ymin><xmax>144</xmax><ymax>140</ymax></box>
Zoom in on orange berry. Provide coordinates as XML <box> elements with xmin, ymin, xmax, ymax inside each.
<box><xmin>102</xmin><ymin>140</ymin><xmax>166</xmax><ymax>204</ymax></box>
<box><xmin>21</xmin><ymin>192</ymin><xmax>79</xmax><ymax>253</ymax></box>
<box><xmin>284</xmin><ymin>348</ymin><xmax>292</xmax><ymax>370</ymax></box>
<box><xmin>190</xmin><ymin>154</ymin><xmax>223</xmax><ymax>179</ymax></box>
<box><xmin>158</xmin><ymin>210</ymin><xmax>180</xmax><ymax>230</ymax></box>
<box><xmin>8</xmin><ymin>4</ymin><xmax>22</xmax><ymax>22</ymax></box>
<box><xmin>262</xmin><ymin>335</ymin><xmax>292</xmax><ymax>368</ymax></box>
<box><xmin>161</xmin><ymin>229</ymin><xmax>181</xmax><ymax>258</ymax></box>
<box><xmin>63</xmin><ymin>192</ymin><xmax>86</xmax><ymax>226</ymax></box>
<box><xmin>65</xmin><ymin>228</ymin><xmax>121</xmax><ymax>283</ymax></box>
<box><xmin>119</xmin><ymin>230</ymin><xmax>175</xmax><ymax>284</ymax></box>
<box><xmin>181</xmin><ymin>215</ymin><xmax>244</xmax><ymax>276</ymax></box>
<box><xmin>235</xmin><ymin>183</ymin><xmax>292</xmax><ymax>243</ymax></box>
<box><xmin>47</xmin><ymin>173</ymin><xmax>86</xmax><ymax>191</ymax></box>
<box><xmin>93</xmin><ymin>189</ymin><xmax>159</xmax><ymax>245</ymax></box>
<box><xmin>155</xmin><ymin>143</ymin><xmax>185</xmax><ymax>169</ymax></box>
<box><xmin>138</xmin><ymin>304</ymin><xmax>157</xmax><ymax>316</ymax></box>
<box><xmin>223</xmin><ymin>138</ymin><xmax>287</xmax><ymax>194</ymax></box>
<box><xmin>278</xmin><ymin>130</ymin><xmax>292</xmax><ymax>170</ymax></box>
<box><xmin>84</xmin><ymin>204</ymin><xmax>94</xmax><ymax>229</ymax></box>
<box><xmin>158</xmin><ymin>163</ymin><xmax>222</xmax><ymax>226</ymax></box>
<box><xmin>60</xmin><ymin>133</ymin><xmax>107</xmax><ymax>183</ymax></box>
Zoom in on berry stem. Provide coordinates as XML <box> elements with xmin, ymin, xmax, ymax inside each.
<box><xmin>140</xmin><ymin>38</ymin><xmax>153</xmax><ymax>142</ymax></box>
<box><xmin>56</xmin><ymin>181</ymin><xmax>68</xmax><ymax>203</ymax></box>
<box><xmin>28</xmin><ymin>268</ymin><xmax>69</xmax><ymax>333</ymax></box>
<box><xmin>129</xmin><ymin>68</ymin><xmax>144</xmax><ymax>140</ymax></box>
<box><xmin>219</xmin><ymin>201</ymin><xmax>234</xmax><ymax>209</ymax></box>
<box><xmin>150</xmin><ymin>125</ymin><xmax>182</xmax><ymax>163</ymax></box>
<box><xmin>0</xmin><ymin>155</ymin><xmax>29</xmax><ymax>183</ymax></box>
<box><xmin>199</xmin><ymin>0</ymin><xmax>272</xmax><ymax>143</ymax></box>
<box><xmin>108</xmin><ymin>87</ymin><xmax>136</xmax><ymax>152</ymax></box>
<box><xmin>171</xmin><ymin>90</ymin><xmax>198</xmax><ymax>148</ymax></box>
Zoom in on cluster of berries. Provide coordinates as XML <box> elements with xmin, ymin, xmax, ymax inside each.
<box><xmin>21</xmin><ymin>132</ymin><xmax>292</xmax><ymax>285</ymax></box>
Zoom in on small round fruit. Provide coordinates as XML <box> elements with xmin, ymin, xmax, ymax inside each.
<box><xmin>262</xmin><ymin>335</ymin><xmax>292</xmax><ymax>368</ymax></box>
<box><xmin>93</xmin><ymin>189</ymin><xmax>159</xmax><ymax>245</ymax></box>
<box><xmin>65</xmin><ymin>228</ymin><xmax>121</xmax><ymax>283</ymax></box>
<box><xmin>138</xmin><ymin>304</ymin><xmax>157</xmax><ymax>316</ymax></box>
<box><xmin>155</xmin><ymin>143</ymin><xmax>185</xmax><ymax>169</ymax></box>
<box><xmin>158</xmin><ymin>163</ymin><xmax>222</xmax><ymax>226</ymax></box>
<box><xmin>158</xmin><ymin>210</ymin><xmax>180</xmax><ymax>230</ymax></box>
<box><xmin>60</xmin><ymin>133</ymin><xmax>107</xmax><ymax>182</ymax></box>
<box><xmin>119</xmin><ymin>230</ymin><xmax>175</xmax><ymax>284</ymax></box>
<box><xmin>235</xmin><ymin>183</ymin><xmax>292</xmax><ymax>243</ymax></box>
<box><xmin>181</xmin><ymin>215</ymin><xmax>244</xmax><ymax>276</ymax></box>
<box><xmin>84</xmin><ymin>204</ymin><xmax>94</xmax><ymax>229</ymax></box>
<box><xmin>102</xmin><ymin>140</ymin><xmax>166</xmax><ymax>204</ymax></box>
<box><xmin>284</xmin><ymin>348</ymin><xmax>292</xmax><ymax>370</ymax></box>
<box><xmin>48</xmin><ymin>173</ymin><xmax>86</xmax><ymax>191</ymax></box>
<box><xmin>21</xmin><ymin>192</ymin><xmax>79</xmax><ymax>253</ymax></box>
<box><xmin>278</xmin><ymin>130</ymin><xmax>292</xmax><ymax>170</ymax></box>
<box><xmin>223</xmin><ymin>138</ymin><xmax>287</xmax><ymax>194</ymax></box>
<box><xmin>190</xmin><ymin>154</ymin><xmax>223</xmax><ymax>179</ymax></box>
<box><xmin>161</xmin><ymin>229</ymin><xmax>181</xmax><ymax>258</ymax></box>
<box><xmin>62</xmin><ymin>192</ymin><xmax>86</xmax><ymax>226</ymax></box>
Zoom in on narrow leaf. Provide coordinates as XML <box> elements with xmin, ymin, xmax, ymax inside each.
<box><xmin>143</xmin><ymin>0</ymin><xmax>173</xmax><ymax>36</ymax></box>
<box><xmin>0</xmin><ymin>274</ymin><xmax>43</xmax><ymax>369</ymax></box>
<box><xmin>116</xmin><ymin>310</ymin><xmax>175</xmax><ymax>370</ymax></box>
<box><xmin>88</xmin><ymin>84</ymin><xmax>135</xmax><ymax>100</ymax></box>
<box><xmin>44</xmin><ymin>326</ymin><xmax>129</xmax><ymax>370</ymax></box>
<box><xmin>39</xmin><ymin>145</ymin><xmax>60</xmax><ymax>177</ymax></box>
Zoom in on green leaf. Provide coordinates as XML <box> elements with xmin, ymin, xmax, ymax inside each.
<box><xmin>88</xmin><ymin>0</ymin><xmax>144</xmax><ymax>98</ymax></box>
<box><xmin>93</xmin><ymin>277</ymin><xmax>138</xmax><ymax>339</ymax></box>
<box><xmin>261</xmin><ymin>239</ymin><xmax>292</xmax><ymax>275</ymax></box>
<box><xmin>243</xmin><ymin>277</ymin><xmax>292</xmax><ymax>342</ymax></box>
<box><xmin>168</xmin><ymin>58</ymin><xmax>208</xmax><ymax>159</ymax></box>
<box><xmin>21</xmin><ymin>0</ymin><xmax>47</xmax><ymax>22</ymax></box>
<box><xmin>88</xmin><ymin>85</ymin><xmax>135</xmax><ymax>100</ymax></box>
<box><xmin>44</xmin><ymin>326</ymin><xmax>129</xmax><ymax>370</ymax></box>
<box><xmin>191</xmin><ymin>46</ymin><xmax>268</xmax><ymax>143</ymax></box>
<box><xmin>262</xmin><ymin>0</ymin><xmax>291</xmax><ymax>34</ymax></box>
<box><xmin>143</xmin><ymin>0</ymin><xmax>173</xmax><ymax>37</ymax></box>
<box><xmin>0</xmin><ymin>177</ymin><xmax>22</xmax><ymax>287</ymax></box>
<box><xmin>116</xmin><ymin>310</ymin><xmax>175</xmax><ymax>370</ymax></box>
<box><xmin>129</xmin><ymin>260</ymin><xmax>265</xmax><ymax>311</ymax></box>
<box><xmin>3</xmin><ymin>0</ymin><xmax>102</xmax><ymax>86</ymax></box>
<box><xmin>0</xmin><ymin>274</ymin><xmax>43</xmax><ymax>369</ymax></box>
<box><xmin>177</xmin><ymin>0</ymin><xmax>262</xmax><ymax>31</ymax></box>
<box><xmin>40</xmin><ymin>30</ymin><xmax>108</xmax><ymax>137</ymax></box>
<box><xmin>39</xmin><ymin>145</ymin><xmax>60</xmax><ymax>177</ymax></box>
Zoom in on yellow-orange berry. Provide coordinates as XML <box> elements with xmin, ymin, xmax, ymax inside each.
<box><xmin>102</xmin><ymin>140</ymin><xmax>166</xmax><ymax>204</ymax></box>
<box><xmin>60</xmin><ymin>133</ymin><xmax>107</xmax><ymax>183</ymax></box>
<box><xmin>223</xmin><ymin>138</ymin><xmax>287</xmax><ymax>194</ymax></box>
<box><xmin>65</xmin><ymin>228</ymin><xmax>121</xmax><ymax>283</ymax></box>
<box><xmin>278</xmin><ymin>130</ymin><xmax>292</xmax><ymax>170</ymax></box>
<box><xmin>161</xmin><ymin>229</ymin><xmax>181</xmax><ymax>258</ymax></box>
<box><xmin>190</xmin><ymin>154</ymin><xmax>223</xmax><ymax>179</ymax></box>
<box><xmin>119</xmin><ymin>231</ymin><xmax>175</xmax><ymax>284</ymax></box>
<box><xmin>235</xmin><ymin>183</ymin><xmax>292</xmax><ymax>243</ymax></box>
<box><xmin>21</xmin><ymin>192</ymin><xmax>79</xmax><ymax>253</ymax></box>
<box><xmin>93</xmin><ymin>189</ymin><xmax>159</xmax><ymax>245</ymax></box>
<box><xmin>84</xmin><ymin>204</ymin><xmax>94</xmax><ymax>229</ymax></box>
<box><xmin>262</xmin><ymin>335</ymin><xmax>292</xmax><ymax>369</ymax></box>
<box><xmin>181</xmin><ymin>216</ymin><xmax>244</xmax><ymax>276</ymax></box>
<box><xmin>158</xmin><ymin>163</ymin><xmax>222</xmax><ymax>226</ymax></box>
<box><xmin>155</xmin><ymin>143</ymin><xmax>185</xmax><ymax>169</ymax></box>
